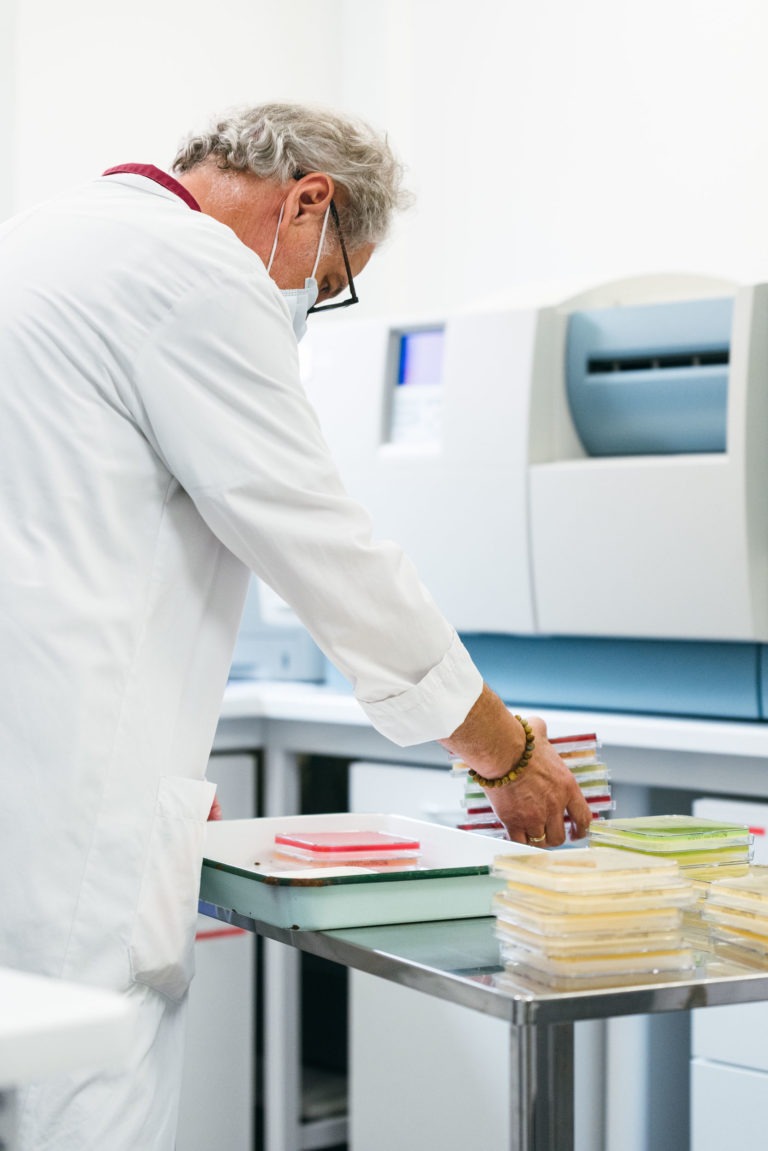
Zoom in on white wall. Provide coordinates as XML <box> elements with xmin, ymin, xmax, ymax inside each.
<box><xmin>7</xmin><ymin>0</ymin><xmax>345</xmax><ymax>207</ymax></box>
<box><xmin>7</xmin><ymin>0</ymin><xmax>768</xmax><ymax>313</ymax></box>
<box><xmin>339</xmin><ymin>0</ymin><xmax>768</xmax><ymax>317</ymax></box>
<box><xmin>0</xmin><ymin>0</ymin><xmax>16</xmax><ymax>222</ymax></box>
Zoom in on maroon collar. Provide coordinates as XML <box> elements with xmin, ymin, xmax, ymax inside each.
<box><xmin>101</xmin><ymin>164</ymin><xmax>201</xmax><ymax>212</ymax></box>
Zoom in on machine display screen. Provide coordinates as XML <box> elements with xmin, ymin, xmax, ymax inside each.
<box><xmin>389</xmin><ymin>327</ymin><xmax>445</xmax><ymax>446</ymax></box>
<box><xmin>397</xmin><ymin>328</ymin><xmax>445</xmax><ymax>387</ymax></box>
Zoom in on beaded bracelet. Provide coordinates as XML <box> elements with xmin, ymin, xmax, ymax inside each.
<box><xmin>467</xmin><ymin>716</ymin><xmax>535</xmax><ymax>789</ymax></box>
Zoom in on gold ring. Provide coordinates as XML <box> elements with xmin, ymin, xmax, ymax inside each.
<box><xmin>527</xmin><ymin>833</ymin><xmax>547</xmax><ymax>844</ymax></box>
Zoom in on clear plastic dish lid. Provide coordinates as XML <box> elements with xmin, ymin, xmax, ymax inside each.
<box><xmin>704</xmin><ymin>865</ymin><xmax>768</xmax><ymax>910</ymax></box>
<box><xmin>495</xmin><ymin>963</ymin><xmax>693</xmax><ymax>993</ymax></box>
<box><xmin>492</xmin><ymin>847</ymin><xmax>686</xmax><ymax>894</ymax></box>
<box><xmin>671</xmin><ymin>851</ymin><xmax>754</xmax><ymax>870</ymax></box>
<box><xmin>711</xmin><ymin>937</ymin><xmax>768</xmax><ymax>970</ymax></box>
<box><xmin>549</xmin><ymin>732</ymin><xmax>601</xmax><ymax>763</ymax></box>
<box><xmin>588</xmin><ymin>815</ymin><xmax>752</xmax><ymax>853</ymax></box>
<box><xmin>702</xmin><ymin>905</ymin><xmax>768</xmax><ymax>939</ymax></box>
<box><xmin>498</xmin><ymin>944</ymin><xmax>695</xmax><ymax>978</ymax></box>
<box><xmin>497</xmin><ymin>925</ymin><xmax>686</xmax><ymax>960</ymax></box>
<box><xmin>494</xmin><ymin>879</ymin><xmax>696</xmax><ymax>916</ymax></box>
<box><xmin>569</xmin><ymin>770</ymin><xmax>611</xmax><ymax>787</ymax></box>
<box><xmin>492</xmin><ymin>893</ymin><xmax>685</xmax><ymax>936</ymax></box>
<box><xmin>549</xmin><ymin>733</ymin><xmax>599</xmax><ymax>748</ymax></box>
<box><xmin>590</xmin><ymin>848</ymin><xmax>753</xmax><ymax>871</ymax></box>
<box><xmin>710</xmin><ymin>924</ymin><xmax>768</xmax><ymax>958</ymax></box>
<box><xmin>590</xmin><ymin>846</ymin><xmax>753</xmax><ymax>869</ymax></box>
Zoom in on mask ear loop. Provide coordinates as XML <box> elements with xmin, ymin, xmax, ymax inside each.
<box><xmin>266</xmin><ymin>202</ymin><xmax>286</xmax><ymax>273</ymax></box>
<box><xmin>310</xmin><ymin>205</ymin><xmax>331</xmax><ymax>280</ymax></box>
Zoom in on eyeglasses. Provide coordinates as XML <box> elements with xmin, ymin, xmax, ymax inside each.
<box><xmin>307</xmin><ymin>200</ymin><xmax>359</xmax><ymax>315</ymax></box>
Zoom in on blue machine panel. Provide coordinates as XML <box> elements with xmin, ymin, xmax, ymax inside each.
<box><xmin>322</xmin><ymin>634</ymin><xmax>768</xmax><ymax>722</ymax></box>
<box><xmin>566</xmin><ymin>297</ymin><xmax>733</xmax><ymax>456</ymax></box>
<box><xmin>759</xmin><ymin>647</ymin><xmax>768</xmax><ymax>720</ymax></box>
<box><xmin>460</xmin><ymin>635</ymin><xmax>761</xmax><ymax>721</ymax></box>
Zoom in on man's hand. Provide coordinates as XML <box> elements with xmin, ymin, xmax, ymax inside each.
<box><xmin>439</xmin><ymin>686</ymin><xmax>592</xmax><ymax>846</ymax></box>
<box><xmin>482</xmin><ymin>716</ymin><xmax>591</xmax><ymax>845</ymax></box>
<box><xmin>208</xmin><ymin>793</ymin><xmax>223</xmax><ymax>821</ymax></box>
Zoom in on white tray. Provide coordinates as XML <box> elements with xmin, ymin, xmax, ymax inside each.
<box><xmin>200</xmin><ymin>813</ymin><xmax>535</xmax><ymax>930</ymax></box>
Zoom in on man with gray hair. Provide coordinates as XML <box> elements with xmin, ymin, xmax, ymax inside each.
<box><xmin>0</xmin><ymin>102</ymin><xmax>590</xmax><ymax>1149</ymax></box>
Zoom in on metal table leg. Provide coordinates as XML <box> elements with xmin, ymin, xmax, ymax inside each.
<box><xmin>264</xmin><ymin>939</ymin><xmax>302</xmax><ymax>1151</ymax></box>
<box><xmin>510</xmin><ymin>1022</ymin><xmax>575</xmax><ymax>1151</ymax></box>
<box><xmin>263</xmin><ymin>747</ymin><xmax>302</xmax><ymax>1151</ymax></box>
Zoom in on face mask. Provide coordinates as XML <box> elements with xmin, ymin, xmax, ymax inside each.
<box><xmin>278</xmin><ymin>279</ymin><xmax>319</xmax><ymax>344</ymax></box>
<box><xmin>266</xmin><ymin>202</ymin><xmax>330</xmax><ymax>342</ymax></box>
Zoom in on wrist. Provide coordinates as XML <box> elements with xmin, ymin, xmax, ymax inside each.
<box><xmin>467</xmin><ymin>715</ymin><xmax>535</xmax><ymax>789</ymax></box>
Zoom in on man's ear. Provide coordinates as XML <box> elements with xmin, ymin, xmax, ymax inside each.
<box><xmin>292</xmin><ymin>172</ymin><xmax>335</xmax><ymax>221</ymax></box>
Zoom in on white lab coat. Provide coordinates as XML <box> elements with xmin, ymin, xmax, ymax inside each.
<box><xmin>0</xmin><ymin>168</ymin><xmax>482</xmax><ymax>1149</ymax></box>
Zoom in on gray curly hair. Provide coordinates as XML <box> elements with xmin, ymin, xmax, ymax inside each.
<box><xmin>172</xmin><ymin>102</ymin><xmax>413</xmax><ymax>251</ymax></box>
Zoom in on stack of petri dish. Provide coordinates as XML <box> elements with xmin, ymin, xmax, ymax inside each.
<box><xmin>491</xmin><ymin>847</ymin><xmax>696</xmax><ymax>990</ymax></box>
<box><xmin>550</xmin><ymin>733</ymin><xmax>614</xmax><ymax>835</ymax></box>
<box><xmin>450</xmin><ymin>750</ymin><xmax>507</xmax><ymax>836</ymax></box>
<box><xmin>700</xmin><ymin>866</ymin><xmax>768</xmax><ymax>965</ymax></box>
<box><xmin>588</xmin><ymin>815</ymin><xmax>754</xmax><ymax>950</ymax></box>
<box><xmin>452</xmin><ymin>769</ymin><xmax>512</xmax><ymax>838</ymax></box>
<box><xmin>272</xmin><ymin>829</ymin><xmax>422</xmax><ymax>870</ymax></box>
<box><xmin>452</xmin><ymin>732</ymin><xmax>612</xmax><ymax>839</ymax></box>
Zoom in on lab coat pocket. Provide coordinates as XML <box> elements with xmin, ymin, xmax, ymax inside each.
<box><xmin>129</xmin><ymin>775</ymin><xmax>216</xmax><ymax>1001</ymax></box>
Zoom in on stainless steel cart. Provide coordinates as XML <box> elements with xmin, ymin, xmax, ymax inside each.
<box><xmin>200</xmin><ymin>902</ymin><xmax>768</xmax><ymax>1151</ymax></box>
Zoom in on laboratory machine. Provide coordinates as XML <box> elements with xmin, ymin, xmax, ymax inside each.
<box><xmin>293</xmin><ymin>272</ymin><xmax>768</xmax><ymax>717</ymax></box>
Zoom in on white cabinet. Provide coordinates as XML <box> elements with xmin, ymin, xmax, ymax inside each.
<box><xmin>691</xmin><ymin>1060</ymin><xmax>768</xmax><ymax>1151</ymax></box>
<box><xmin>351</xmin><ymin>972</ymin><xmax>511</xmax><ymax>1151</ymax></box>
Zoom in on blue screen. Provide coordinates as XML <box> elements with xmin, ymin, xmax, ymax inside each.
<box><xmin>397</xmin><ymin>329</ymin><xmax>445</xmax><ymax>386</ymax></box>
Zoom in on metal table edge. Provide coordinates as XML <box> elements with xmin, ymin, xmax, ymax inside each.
<box><xmin>200</xmin><ymin>903</ymin><xmax>768</xmax><ymax>1027</ymax></box>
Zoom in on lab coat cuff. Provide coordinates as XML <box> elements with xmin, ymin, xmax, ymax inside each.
<box><xmin>358</xmin><ymin>633</ymin><xmax>484</xmax><ymax>747</ymax></box>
